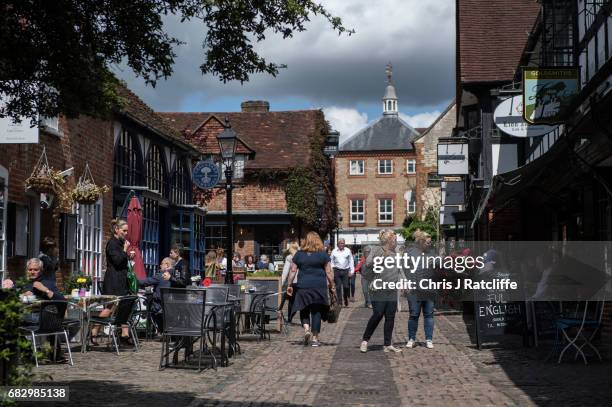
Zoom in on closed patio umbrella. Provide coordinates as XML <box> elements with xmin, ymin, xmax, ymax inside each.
<box><xmin>127</xmin><ymin>196</ymin><xmax>146</xmax><ymax>280</ymax></box>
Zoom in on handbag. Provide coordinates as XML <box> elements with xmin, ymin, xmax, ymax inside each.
<box><xmin>327</xmin><ymin>286</ymin><xmax>342</xmax><ymax>324</ymax></box>
<box><xmin>126</xmin><ymin>262</ymin><xmax>138</xmax><ymax>294</ymax></box>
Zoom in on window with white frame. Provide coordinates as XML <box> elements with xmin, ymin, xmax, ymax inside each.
<box><xmin>407</xmin><ymin>200</ymin><xmax>416</xmax><ymax>214</ymax></box>
<box><xmin>74</xmin><ymin>201</ymin><xmax>103</xmax><ymax>294</ymax></box>
<box><xmin>349</xmin><ymin>160</ymin><xmax>365</xmax><ymax>175</ymax></box>
<box><xmin>350</xmin><ymin>199</ymin><xmax>365</xmax><ymax>223</ymax></box>
<box><xmin>377</xmin><ymin>159</ymin><xmax>392</xmax><ymax>174</ymax></box>
<box><xmin>406</xmin><ymin>159</ymin><xmax>416</xmax><ymax>174</ymax></box>
<box><xmin>378</xmin><ymin>199</ymin><xmax>393</xmax><ymax>223</ymax></box>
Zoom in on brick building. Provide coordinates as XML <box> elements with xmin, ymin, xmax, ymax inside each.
<box><xmin>159</xmin><ymin>101</ymin><xmax>335</xmax><ymax>260</ymax></box>
<box><xmin>0</xmin><ymin>85</ymin><xmax>200</xmax><ymax>288</ymax></box>
<box><xmin>335</xmin><ymin>65</ymin><xmax>424</xmax><ymax>246</ymax></box>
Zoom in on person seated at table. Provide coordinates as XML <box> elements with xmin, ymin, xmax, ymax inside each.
<box><xmin>204</xmin><ymin>251</ymin><xmax>219</xmax><ymax>280</ymax></box>
<box><xmin>232</xmin><ymin>252</ymin><xmax>245</xmax><ymax>268</ymax></box>
<box><xmin>138</xmin><ymin>257</ymin><xmax>176</xmax><ymax>329</ymax></box>
<box><xmin>169</xmin><ymin>243</ymin><xmax>190</xmax><ymax>287</ymax></box>
<box><xmin>22</xmin><ymin>258</ymin><xmax>65</xmax><ymax>301</ymax></box>
<box><xmin>216</xmin><ymin>248</ymin><xmax>227</xmax><ymax>276</ymax></box>
<box><xmin>244</xmin><ymin>255</ymin><xmax>256</xmax><ymax>272</ymax></box>
<box><xmin>256</xmin><ymin>254</ymin><xmax>275</xmax><ymax>272</ymax></box>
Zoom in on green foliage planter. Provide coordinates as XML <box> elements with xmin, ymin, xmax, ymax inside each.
<box><xmin>0</xmin><ymin>289</ymin><xmax>34</xmax><ymax>394</ymax></box>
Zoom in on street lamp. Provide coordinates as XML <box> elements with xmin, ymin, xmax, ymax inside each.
<box><xmin>217</xmin><ymin>117</ymin><xmax>237</xmax><ymax>284</ymax></box>
<box><xmin>336</xmin><ymin>210</ymin><xmax>343</xmax><ymax>246</ymax></box>
<box><xmin>352</xmin><ymin>226</ymin><xmax>357</xmax><ymax>246</ymax></box>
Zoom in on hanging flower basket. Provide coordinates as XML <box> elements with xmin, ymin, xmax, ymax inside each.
<box><xmin>24</xmin><ymin>147</ymin><xmax>56</xmax><ymax>193</ymax></box>
<box><xmin>70</xmin><ymin>163</ymin><xmax>109</xmax><ymax>205</ymax></box>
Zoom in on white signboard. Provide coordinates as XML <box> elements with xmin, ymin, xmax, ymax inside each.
<box><xmin>437</xmin><ymin>143</ymin><xmax>469</xmax><ymax>175</ymax></box>
<box><xmin>494</xmin><ymin>95</ymin><xmax>557</xmax><ymax>138</ymax></box>
<box><xmin>0</xmin><ymin>116</ymin><xmax>38</xmax><ymax>143</ymax></box>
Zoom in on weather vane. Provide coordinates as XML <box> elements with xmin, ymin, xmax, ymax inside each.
<box><xmin>385</xmin><ymin>62</ymin><xmax>393</xmax><ymax>85</ymax></box>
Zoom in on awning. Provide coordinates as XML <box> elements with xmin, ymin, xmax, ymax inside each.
<box><xmin>470</xmin><ymin>135</ymin><xmax>569</xmax><ymax>229</ymax></box>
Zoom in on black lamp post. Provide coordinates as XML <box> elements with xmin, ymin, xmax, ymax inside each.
<box><xmin>352</xmin><ymin>226</ymin><xmax>357</xmax><ymax>246</ymax></box>
<box><xmin>217</xmin><ymin>118</ymin><xmax>237</xmax><ymax>284</ymax></box>
<box><xmin>336</xmin><ymin>210</ymin><xmax>343</xmax><ymax>247</ymax></box>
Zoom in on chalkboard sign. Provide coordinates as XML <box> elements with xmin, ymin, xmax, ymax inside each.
<box><xmin>474</xmin><ymin>270</ymin><xmax>526</xmax><ymax>348</ymax></box>
<box><xmin>531</xmin><ymin>301</ymin><xmax>559</xmax><ymax>344</ymax></box>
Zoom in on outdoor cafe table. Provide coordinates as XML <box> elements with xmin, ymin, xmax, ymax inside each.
<box><xmin>20</xmin><ymin>294</ymin><xmax>117</xmax><ymax>353</ymax></box>
<box><xmin>236</xmin><ymin>291</ymin><xmax>275</xmax><ymax>337</ymax></box>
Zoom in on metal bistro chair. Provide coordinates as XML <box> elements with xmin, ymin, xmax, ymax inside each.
<box><xmin>86</xmin><ymin>295</ymin><xmax>140</xmax><ymax>355</ymax></box>
<box><xmin>210</xmin><ymin>284</ymin><xmax>241</xmax><ymax>355</ymax></box>
<box><xmin>159</xmin><ymin>288</ymin><xmax>213</xmax><ymax>371</ymax></box>
<box><xmin>205</xmin><ymin>286</ymin><xmax>234</xmax><ymax>366</ymax></box>
<box><xmin>554</xmin><ymin>300</ymin><xmax>605</xmax><ymax>364</ymax></box>
<box><xmin>20</xmin><ymin>301</ymin><xmax>74</xmax><ymax>367</ymax></box>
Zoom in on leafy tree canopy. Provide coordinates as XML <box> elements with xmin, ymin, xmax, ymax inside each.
<box><xmin>0</xmin><ymin>0</ymin><xmax>352</xmax><ymax>123</ymax></box>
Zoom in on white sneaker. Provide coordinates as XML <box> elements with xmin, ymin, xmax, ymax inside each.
<box><xmin>360</xmin><ymin>341</ymin><xmax>368</xmax><ymax>353</ymax></box>
<box><xmin>426</xmin><ymin>340</ymin><xmax>434</xmax><ymax>349</ymax></box>
<box><xmin>406</xmin><ymin>339</ymin><xmax>415</xmax><ymax>348</ymax></box>
<box><xmin>383</xmin><ymin>345</ymin><xmax>402</xmax><ymax>353</ymax></box>
<box><xmin>304</xmin><ymin>330</ymin><xmax>312</xmax><ymax>346</ymax></box>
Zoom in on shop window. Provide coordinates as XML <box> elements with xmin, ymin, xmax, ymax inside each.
<box><xmin>114</xmin><ymin>128</ymin><xmax>143</xmax><ymax>187</ymax></box>
<box><xmin>349</xmin><ymin>160</ymin><xmax>365</xmax><ymax>175</ymax></box>
<box><xmin>192</xmin><ymin>212</ymin><xmax>206</xmax><ymax>277</ymax></box>
<box><xmin>377</xmin><ymin>159</ymin><xmax>393</xmax><ymax>174</ymax></box>
<box><xmin>74</xmin><ymin>202</ymin><xmax>103</xmax><ymax>293</ymax></box>
<box><xmin>171</xmin><ymin>158</ymin><xmax>191</xmax><ymax>205</ymax></box>
<box><xmin>378</xmin><ymin>199</ymin><xmax>393</xmax><ymax>223</ymax></box>
<box><xmin>142</xmin><ymin>198</ymin><xmax>160</xmax><ymax>276</ymax></box>
<box><xmin>350</xmin><ymin>199</ymin><xmax>365</xmax><ymax>223</ymax></box>
<box><xmin>146</xmin><ymin>145</ymin><xmax>168</xmax><ymax>197</ymax></box>
<box><xmin>205</xmin><ymin>224</ymin><xmax>227</xmax><ymax>253</ymax></box>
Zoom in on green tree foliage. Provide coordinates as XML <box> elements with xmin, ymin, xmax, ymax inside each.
<box><xmin>0</xmin><ymin>1</ymin><xmax>352</xmax><ymax>123</ymax></box>
<box><xmin>400</xmin><ymin>208</ymin><xmax>438</xmax><ymax>242</ymax></box>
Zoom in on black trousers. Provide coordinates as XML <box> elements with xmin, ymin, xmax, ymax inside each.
<box><xmin>362</xmin><ymin>300</ymin><xmax>398</xmax><ymax>346</ymax></box>
<box><xmin>333</xmin><ymin>268</ymin><xmax>350</xmax><ymax>305</ymax></box>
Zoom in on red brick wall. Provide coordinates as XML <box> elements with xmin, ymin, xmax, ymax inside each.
<box><xmin>0</xmin><ymin>115</ymin><xmax>114</xmax><ymax>289</ymax></box>
<box><xmin>207</xmin><ymin>183</ymin><xmax>287</xmax><ymax>211</ymax></box>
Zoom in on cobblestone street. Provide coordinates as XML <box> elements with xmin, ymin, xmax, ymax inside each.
<box><xmin>28</xmin><ymin>283</ymin><xmax>612</xmax><ymax>407</ymax></box>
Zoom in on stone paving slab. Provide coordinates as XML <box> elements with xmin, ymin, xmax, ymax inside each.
<box><xmin>23</xmin><ymin>280</ymin><xmax>612</xmax><ymax>407</ymax></box>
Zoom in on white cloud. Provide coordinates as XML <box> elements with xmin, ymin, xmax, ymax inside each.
<box><xmin>323</xmin><ymin>107</ymin><xmax>369</xmax><ymax>143</ymax></box>
<box><xmin>400</xmin><ymin>111</ymin><xmax>441</xmax><ymax>129</ymax></box>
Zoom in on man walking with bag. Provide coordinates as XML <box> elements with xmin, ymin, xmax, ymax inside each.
<box><xmin>330</xmin><ymin>239</ymin><xmax>354</xmax><ymax>307</ymax></box>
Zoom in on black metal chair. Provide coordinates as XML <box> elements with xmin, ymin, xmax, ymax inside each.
<box><xmin>204</xmin><ymin>287</ymin><xmax>234</xmax><ymax>365</ymax></box>
<box><xmin>20</xmin><ymin>301</ymin><xmax>74</xmax><ymax>367</ymax></box>
<box><xmin>159</xmin><ymin>288</ymin><xmax>212</xmax><ymax>371</ymax></box>
<box><xmin>86</xmin><ymin>295</ymin><xmax>140</xmax><ymax>355</ymax></box>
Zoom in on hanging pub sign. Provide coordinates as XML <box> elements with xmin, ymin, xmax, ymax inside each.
<box><xmin>192</xmin><ymin>159</ymin><xmax>220</xmax><ymax>190</ymax></box>
<box><xmin>522</xmin><ymin>67</ymin><xmax>580</xmax><ymax>125</ymax></box>
<box><xmin>437</xmin><ymin>138</ymin><xmax>468</xmax><ymax>175</ymax></box>
<box><xmin>494</xmin><ymin>95</ymin><xmax>558</xmax><ymax>137</ymax></box>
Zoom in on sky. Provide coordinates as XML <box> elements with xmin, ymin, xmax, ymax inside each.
<box><xmin>116</xmin><ymin>0</ymin><xmax>455</xmax><ymax>143</ymax></box>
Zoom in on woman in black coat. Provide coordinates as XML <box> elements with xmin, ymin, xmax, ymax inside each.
<box><xmin>91</xmin><ymin>219</ymin><xmax>133</xmax><ymax>344</ymax></box>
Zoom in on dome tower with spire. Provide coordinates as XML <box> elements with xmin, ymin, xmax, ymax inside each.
<box><xmin>383</xmin><ymin>63</ymin><xmax>398</xmax><ymax>115</ymax></box>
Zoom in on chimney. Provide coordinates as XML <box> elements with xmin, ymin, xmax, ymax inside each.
<box><xmin>240</xmin><ymin>100</ymin><xmax>270</xmax><ymax>113</ymax></box>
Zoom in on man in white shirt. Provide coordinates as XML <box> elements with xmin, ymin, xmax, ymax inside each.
<box><xmin>331</xmin><ymin>239</ymin><xmax>354</xmax><ymax>307</ymax></box>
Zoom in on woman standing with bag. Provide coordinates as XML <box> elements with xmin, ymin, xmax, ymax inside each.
<box><xmin>91</xmin><ymin>219</ymin><xmax>134</xmax><ymax>344</ymax></box>
<box><xmin>360</xmin><ymin>229</ymin><xmax>402</xmax><ymax>353</ymax></box>
<box><xmin>286</xmin><ymin>232</ymin><xmax>335</xmax><ymax>347</ymax></box>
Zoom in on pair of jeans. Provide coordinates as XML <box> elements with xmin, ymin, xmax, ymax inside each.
<box><xmin>362</xmin><ymin>300</ymin><xmax>397</xmax><ymax>346</ymax></box>
<box><xmin>333</xmin><ymin>268</ymin><xmax>350</xmax><ymax>305</ymax></box>
<box><xmin>349</xmin><ymin>274</ymin><xmax>356</xmax><ymax>298</ymax></box>
<box><xmin>407</xmin><ymin>294</ymin><xmax>434</xmax><ymax>341</ymax></box>
<box><xmin>361</xmin><ymin>274</ymin><xmax>371</xmax><ymax>306</ymax></box>
<box><xmin>300</xmin><ymin>304</ymin><xmax>324</xmax><ymax>334</ymax></box>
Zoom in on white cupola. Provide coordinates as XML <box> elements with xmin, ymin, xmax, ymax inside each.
<box><xmin>382</xmin><ymin>62</ymin><xmax>398</xmax><ymax>116</ymax></box>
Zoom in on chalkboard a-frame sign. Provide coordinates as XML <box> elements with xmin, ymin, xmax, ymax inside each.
<box><xmin>473</xmin><ymin>271</ymin><xmax>527</xmax><ymax>349</ymax></box>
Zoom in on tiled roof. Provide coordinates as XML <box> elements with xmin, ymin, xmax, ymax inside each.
<box><xmin>340</xmin><ymin>115</ymin><xmax>419</xmax><ymax>152</ymax></box>
<box><xmin>415</xmin><ymin>127</ymin><xmax>427</xmax><ymax>134</ymax></box>
<box><xmin>116</xmin><ymin>85</ymin><xmax>194</xmax><ymax>152</ymax></box>
<box><xmin>159</xmin><ymin>110</ymin><xmax>324</xmax><ymax>170</ymax></box>
<box><xmin>457</xmin><ymin>0</ymin><xmax>539</xmax><ymax>84</ymax></box>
